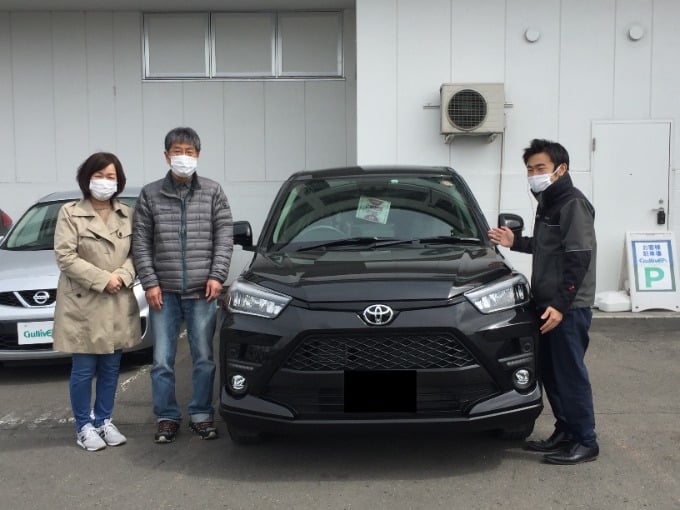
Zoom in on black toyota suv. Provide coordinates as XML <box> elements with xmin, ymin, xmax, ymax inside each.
<box><xmin>220</xmin><ymin>166</ymin><xmax>542</xmax><ymax>444</ymax></box>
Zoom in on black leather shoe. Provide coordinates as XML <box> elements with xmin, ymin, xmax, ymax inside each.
<box><xmin>543</xmin><ymin>442</ymin><xmax>599</xmax><ymax>465</ymax></box>
<box><xmin>525</xmin><ymin>430</ymin><xmax>573</xmax><ymax>453</ymax></box>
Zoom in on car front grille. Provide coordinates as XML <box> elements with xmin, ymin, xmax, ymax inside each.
<box><xmin>283</xmin><ymin>332</ymin><xmax>477</xmax><ymax>371</ymax></box>
<box><xmin>0</xmin><ymin>289</ymin><xmax>57</xmax><ymax>307</ymax></box>
<box><xmin>262</xmin><ymin>383</ymin><xmax>497</xmax><ymax>415</ymax></box>
<box><xmin>0</xmin><ymin>341</ymin><xmax>52</xmax><ymax>351</ymax></box>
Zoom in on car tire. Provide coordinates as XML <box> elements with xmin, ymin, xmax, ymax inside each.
<box><xmin>494</xmin><ymin>421</ymin><xmax>535</xmax><ymax>440</ymax></box>
<box><xmin>227</xmin><ymin>424</ymin><xmax>262</xmax><ymax>445</ymax></box>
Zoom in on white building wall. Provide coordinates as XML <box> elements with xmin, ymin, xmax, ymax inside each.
<box><xmin>356</xmin><ymin>0</ymin><xmax>680</xmax><ymax>282</ymax></box>
<box><xmin>355</xmin><ymin>0</ymin><xmax>397</xmax><ymax>162</ymax></box>
<box><xmin>3</xmin><ymin>2</ymin><xmax>680</xmax><ymax>289</ymax></box>
<box><xmin>449</xmin><ymin>0</ymin><xmax>505</xmax><ymax>226</ymax></box>
<box><xmin>652</xmin><ymin>0</ymin><xmax>680</xmax><ymax>236</ymax></box>
<box><xmin>0</xmin><ymin>10</ymin><xmax>357</xmax><ymax>261</ymax></box>
<box><xmin>0</xmin><ymin>13</ymin><xmax>15</xmax><ymax>184</ymax></box>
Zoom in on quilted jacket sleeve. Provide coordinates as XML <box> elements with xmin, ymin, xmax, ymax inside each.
<box><xmin>132</xmin><ymin>187</ymin><xmax>159</xmax><ymax>290</ymax></box>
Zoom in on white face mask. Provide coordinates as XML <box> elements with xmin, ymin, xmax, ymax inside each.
<box><xmin>89</xmin><ymin>179</ymin><xmax>118</xmax><ymax>201</ymax></box>
<box><xmin>527</xmin><ymin>167</ymin><xmax>559</xmax><ymax>194</ymax></box>
<box><xmin>170</xmin><ymin>155</ymin><xmax>198</xmax><ymax>178</ymax></box>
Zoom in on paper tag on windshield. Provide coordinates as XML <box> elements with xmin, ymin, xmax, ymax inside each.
<box><xmin>356</xmin><ymin>196</ymin><xmax>391</xmax><ymax>224</ymax></box>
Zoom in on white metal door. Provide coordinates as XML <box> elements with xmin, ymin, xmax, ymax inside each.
<box><xmin>591</xmin><ymin>120</ymin><xmax>671</xmax><ymax>292</ymax></box>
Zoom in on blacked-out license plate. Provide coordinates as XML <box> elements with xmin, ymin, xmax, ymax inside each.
<box><xmin>344</xmin><ymin>370</ymin><xmax>416</xmax><ymax>413</ymax></box>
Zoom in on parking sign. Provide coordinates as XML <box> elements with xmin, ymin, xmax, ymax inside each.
<box><xmin>626</xmin><ymin>232</ymin><xmax>680</xmax><ymax>312</ymax></box>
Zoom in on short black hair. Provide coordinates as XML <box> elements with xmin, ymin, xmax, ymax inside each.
<box><xmin>522</xmin><ymin>139</ymin><xmax>570</xmax><ymax>169</ymax></box>
<box><xmin>164</xmin><ymin>126</ymin><xmax>201</xmax><ymax>153</ymax></box>
<box><xmin>76</xmin><ymin>152</ymin><xmax>126</xmax><ymax>199</ymax></box>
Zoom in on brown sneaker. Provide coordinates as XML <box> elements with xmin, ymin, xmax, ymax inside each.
<box><xmin>154</xmin><ymin>420</ymin><xmax>179</xmax><ymax>443</ymax></box>
<box><xmin>189</xmin><ymin>421</ymin><xmax>218</xmax><ymax>440</ymax></box>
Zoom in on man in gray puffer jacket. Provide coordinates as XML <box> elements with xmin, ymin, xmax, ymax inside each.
<box><xmin>133</xmin><ymin>126</ymin><xmax>233</xmax><ymax>444</ymax></box>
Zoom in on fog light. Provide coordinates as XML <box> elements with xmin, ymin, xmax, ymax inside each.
<box><xmin>229</xmin><ymin>374</ymin><xmax>248</xmax><ymax>395</ymax></box>
<box><xmin>513</xmin><ymin>369</ymin><xmax>532</xmax><ymax>390</ymax></box>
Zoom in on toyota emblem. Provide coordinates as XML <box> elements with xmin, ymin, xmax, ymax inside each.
<box><xmin>361</xmin><ymin>304</ymin><xmax>395</xmax><ymax>326</ymax></box>
<box><xmin>32</xmin><ymin>290</ymin><xmax>50</xmax><ymax>305</ymax></box>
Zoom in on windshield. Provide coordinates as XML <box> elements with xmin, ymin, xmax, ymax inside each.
<box><xmin>2</xmin><ymin>197</ymin><xmax>136</xmax><ymax>251</ymax></box>
<box><xmin>266</xmin><ymin>174</ymin><xmax>485</xmax><ymax>251</ymax></box>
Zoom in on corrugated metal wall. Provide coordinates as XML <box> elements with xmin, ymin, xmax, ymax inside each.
<box><xmin>0</xmin><ymin>10</ymin><xmax>357</xmax><ymax>243</ymax></box>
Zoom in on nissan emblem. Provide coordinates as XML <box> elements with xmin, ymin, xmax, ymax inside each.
<box><xmin>32</xmin><ymin>290</ymin><xmax>51</xmax><ymax>305</ymax></box>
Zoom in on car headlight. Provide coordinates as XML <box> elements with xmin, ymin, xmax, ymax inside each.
<box><xmin>228</xmin><ymin>279</ymin><xmax>291</xmax><ymax>318</ymax></box>
<box><xmin>464</xmin><ymin>274</ymin><xmax>531</xmax><ymax>314</ymax></box>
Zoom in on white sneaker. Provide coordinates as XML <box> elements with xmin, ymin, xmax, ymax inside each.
<box><xmin>76</xmin><ymin>423</ymin><xmax>107</xmax><ymax>451</ymax></box>
<box><xmin>97</xmin><ymin>419</ymin><xmax>127</xmax><ymax>446</ymax></box>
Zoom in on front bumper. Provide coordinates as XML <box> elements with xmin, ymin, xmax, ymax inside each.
<box><xmin>220</xmin><ymin>385</ymin><xmax>542</xmax><ymax>433</ymax></box>
<box><xmin>220</xmin><ymin>297</ymin><xmax>542</xmax><ymax>432</ymax></box>
<box><xmin>0</xmin><ymin>316</ymin><xmax>151</xmax><ymax>361</ymax></box>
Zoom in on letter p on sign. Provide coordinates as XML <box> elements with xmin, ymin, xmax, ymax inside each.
<box><xmin>644</xmin><ymin>267</ymin><xmax>664</xmax><ymax>288</ymax></box>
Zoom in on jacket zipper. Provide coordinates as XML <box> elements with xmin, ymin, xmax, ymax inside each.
<box><xmin>180</xmin><ymin>190</ymin><xmax>189</xmax><ymax>293</ymax></box>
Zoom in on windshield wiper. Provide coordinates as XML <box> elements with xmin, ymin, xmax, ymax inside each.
<box><xmin>293</xmin><ymin>235</ymin><xmax>481</xmax><ymax>252</ymax></box>
<box><xmin>295</xmin><ymin>237</ymin><xmax>409</xmax><ymax>252</ymax></box>
<box><xmin>413</xmin><ymin>236</ymin><xmax>482</xmax><ymax>245</ymax></box>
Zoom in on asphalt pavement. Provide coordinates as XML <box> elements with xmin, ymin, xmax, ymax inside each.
<box><xmin>0</xmin><ymin>313</ymin><xmax>678</xmax><ymax>510</ymax></box>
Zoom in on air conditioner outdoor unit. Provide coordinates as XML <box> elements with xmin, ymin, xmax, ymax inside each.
<box><xmin>440</xmin><ymin>83</ymin><xmax>505</xmax><ymax>142</ymax></box>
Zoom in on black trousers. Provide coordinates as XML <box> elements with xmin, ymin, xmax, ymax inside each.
<box><xmin>539</xmin><ymin>307</ymin><xmax>597</xmax><ymax>446</ymax></box>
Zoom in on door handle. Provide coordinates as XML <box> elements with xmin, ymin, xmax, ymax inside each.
<box><xmin>653</xmin><ymin>200</ymin><xmax>666</xmax><ymax>225</ymax></box>
<box><xmin>656</xmin><ymin>207</ymin><xmax>666</xmax><ymax>225</ymax></box>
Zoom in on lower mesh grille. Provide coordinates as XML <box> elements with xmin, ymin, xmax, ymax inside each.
<box><xmin>262</xmin><ymin>383</ymin><xmax>497</xmax><ymax>415</ymax></box>
<box><xmin>283</xmin><ymin>332</ymin><xmax>476</xmax><ymax>371</ymax></box>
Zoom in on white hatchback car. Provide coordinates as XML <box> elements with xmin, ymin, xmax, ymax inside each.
<box><xmin>0</xmin><ymin>188</ymin><xmax>153</xmax><ymax>362</ymax></box>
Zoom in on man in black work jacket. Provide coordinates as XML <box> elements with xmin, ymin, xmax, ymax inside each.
<box><xmin>488</xmin><ymin>138</ymin><xmax>598</xmax><ymax>465</ymax></box>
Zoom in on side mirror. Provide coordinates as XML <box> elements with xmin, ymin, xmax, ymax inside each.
<box><xmin>233</xmin><ymin>221</ymin><xmax>254</xmax><ymax>250</ymax></box>
<box><xmin>497</xmin><ymin>213</ymin><xmax>524</xmax><ymax>239</ymax></box>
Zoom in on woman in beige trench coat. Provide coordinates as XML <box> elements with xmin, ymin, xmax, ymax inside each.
<box><xmin>52</xmin><ymin>152</ymin><xmax>141</xmax><ymax>452</ymax></box>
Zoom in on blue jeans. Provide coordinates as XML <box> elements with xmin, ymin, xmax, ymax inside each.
<box><xmin>150</xmin><ymin>292</ymin><xmax>217</xmax><ymax>423</ymax></box>
<box><xmin>70</xmin><ymin>350</ymin><xmax>123</xmax><ymax>431</ymax></box>
<box><xmin>539</xmin><ymin>307</ymin><xmax>597</xmax><ymax>446</ymax></box>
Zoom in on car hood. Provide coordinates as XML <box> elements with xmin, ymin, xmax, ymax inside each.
<box><xmin>243</xmin><ymin>246</ymin><xmax>512</xmax><ymax>302</ymax></box>
<box><xmin>0</xmin><ymin>249</ymin><xmax>59</xmax><ymax>291</ymax></box>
